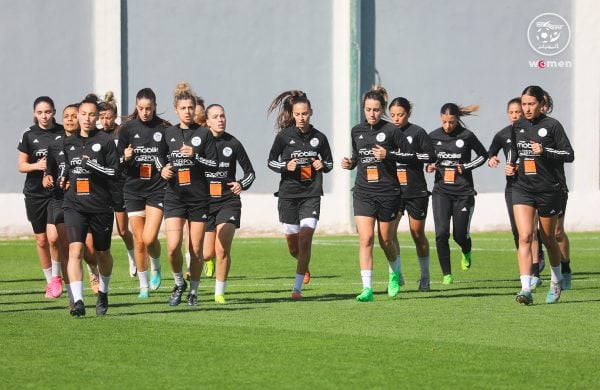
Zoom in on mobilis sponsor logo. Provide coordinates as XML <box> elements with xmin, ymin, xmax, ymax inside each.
<box><xmin>437</xmin><ymin>152</ymin><xmax>461</xmax><ymax>160</ymax></box>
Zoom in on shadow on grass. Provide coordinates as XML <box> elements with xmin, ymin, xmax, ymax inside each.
<box><xmin>225</xmin><ymin>274</ymin><xmax>340</xmax><ymax>281</ymax></box>
<box><xmin>0</xmin><ymin>278</ymin><xmax>44</xmax><ymax>283</ymax></box>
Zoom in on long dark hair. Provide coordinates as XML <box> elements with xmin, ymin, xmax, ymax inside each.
<box><xmin>32</xmin><ymin>96</ymin><xmax>56</xmax><ymax>126</ymax></box>
<box><xmin>267</xmin><ymin>90</ymin><xmax>311</xmax><ymax>130</ymax></box>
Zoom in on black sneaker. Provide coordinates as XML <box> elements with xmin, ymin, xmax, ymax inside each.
<box><xmin>168</xmin><ymin>281</ymin><xmax>187</xmax><ymax>306</ymax></box>
<box><xmin>70</xmin><ymin>300</ymin><xmax>86</xmax><ymax>317</ymax></box>
<box><xmin>96</xmin><ymin>291</ymin><xmax>109</xmax><ymax>316</ymax></box>
<box><xmin>187</xmin><ymin>293</ymin><xmax>198</xmax><ymax>306</ymax></box>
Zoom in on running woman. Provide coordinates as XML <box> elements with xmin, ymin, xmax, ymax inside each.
<box><xmin>118</xmin><ymin>88</ymin><xmax>170</xmax><ymax>298</ymax></box>
<box><xmin>98</xmin><ymin>91</ymin><xmax>136</xmax><ymax>278</ymax></box>
<box><xmin>17</xmin><ymin>96</ymin><xmax>64</xmax><ymax>298</ymax></box>
<box><xmin>60</xmin><ymin>96</ymin><xmax>119</xmax><ymax>317</ymax></box>
<box><xmin>158</xmin><ymin>82</ymin><xmax>218</xmax><ymax>306</ymax></box>
<box><xmin>341</xmin><ymin>85</ymin><xmax>416</xmax><ymax>302</ymax></box>
<box><xmin>386</xmin><ymin>97</ymin><xmax>436</xmax><ymax>292</ymax></box>
<box><xmin>267</xmin><ymin>90</ymin><xmax>333</xmax><ymax>300</ymax></box>
<box><xmin>426</xmin><ymin>103</ymin><xmax>488</xmax><ymax>285</ymax></box>
<box><xmin>488</xmin><ymin>98</ymin><xmax>545</xmax><ymax>290</ymax></box>
<box><xmin>507</xmin><ymin>85</ymin><xmax>574</xmax><ymax>305</ymax></box>
<box><xmin>44</xmin><ymin>104</ymin><xmax>100</xmax><ymax>305</ymax></box>
<box><xmin>203</xmin><ymin>104</ymin><xmax>255</xmax><ymax>303</ymax></box>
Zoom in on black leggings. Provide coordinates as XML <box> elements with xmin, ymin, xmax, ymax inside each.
<box><xmin>432</xmin><ymin>192</ymin><xmax>474</xmax><ymax>275</ymax></box>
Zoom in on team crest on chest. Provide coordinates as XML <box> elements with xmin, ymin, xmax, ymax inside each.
<box><xmin>310</xmin><ymin>137</ymin><xmax>319</xmax><ymax>147</ymax></box>
<box><xmin>191</xmin><ymin>136</ymin><xmax>201</xmax><ymax>146</ymax></box>
<box><xmin>376</xmin><ymin>132</ymin><xmax>386</xmax><ymax>142</ymax></box>
<box><xmin>538</xmin><ymin>128</ymin><xmax>548</xmax><ymax>137</ymax></box>
<box><xmin>153</xmin><ymin>132</ymin><xmax>162</xmax><ymax>142</ymax></box>
<box><xmin>222</xmin><ymin>146</ymin><xmax>232</xmax><ymax>157</ymax></box>
<box><xmin>456</xmin><ymin>139</ymin><xmax>464</xmax><ymax>148</ymax></box>
<box><xmin>92</xmin><ymin>143</ymin><xmax>101</xmax><ymax>152</ymax></box>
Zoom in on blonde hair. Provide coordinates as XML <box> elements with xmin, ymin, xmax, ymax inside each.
<box><xmin>362</xmin><ymin>84</ymin><xmax>389</xmax><ymax>111</ymax></box>
<box><xmin>99</xmin><ymin>91</ymin><xmax>118</xmax><ymax>114</ymax></box>
<box><xmin>173</xmin><ymin>81</ymin><xmax>197</xmax><ymax>108</ymax></box>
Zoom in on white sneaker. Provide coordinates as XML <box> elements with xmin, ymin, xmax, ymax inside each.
<box><xmin>128</xmin><ymin>258</ymin><xmax>137</xmax><ymax>278</ymax></box>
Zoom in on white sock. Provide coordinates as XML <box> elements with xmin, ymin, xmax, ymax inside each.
<box><xmin>150</xmin><ymin>256</ymin><xmax>161</xmax><ymax>272</ymax></box>
<box><xmin>360</xmin><ymin>270</ymin><xmax>372</xmax><ymax>289</ymax></box>
<box><xmin>99</xmin><ymin>274</ymin><xmax>111</xmax><ymax>293</ymax></box>
<box><xmin>520</xmin><ymin>275</ymin><xmax>532</xmax><ymax>292</ymax></box>
<box><xmin>173</xmin><ymin>272</ymin><xmax>184</xmax><ymax>287</ymax></box>
<box><xmin>66</xmin><ymin>284</ymin><xmax>74</xmax><ymax>305</ymax></box>
<box><xmin>138</xmin><ymin>271</ymin><xmax>149</xmax><ymax>289</ymax></box>
<box><xmin>71</xmin><ymin>280</ymin><xmax>84</xmax><ymax>302</ymax></box>
<box><xmin>43</xmin><ymin>267</ymin><xmax>52</xmax><ymax>283</ymax></box>
<box><xmin>215</xmin><ymin>280</ymin><xmax>226</xmax><ymax>296</ymax></box>
<box><xmin>51</xmin><ymin>260</ymin><xmax>61</xmax><ymax>277</ymax></box>
<box><xmin>293</xmin><ymin>274</ymin><xmax>304</xmax><ymax>292</ymax></box>
<box><xmin>418</xmin><ymin>256</ymin><xmax>430</xmax><ymax>279</ymax></box>
<box><xmin>550</xmin><ymin>265</ymin><xmax>562</xmax><ymax>283</ymax></box>
<box><xmin>190</xmin><ymin>280</ymin><xmax>199</xmax><ymax>295</ymax></box>
<box><xmin>388</xmin><ymin>257</ymin><xmax>400</xmax><ymax>273</ymax></box>
<box><xmin>127</xmin><ymin>250</ymin><xmax>135</xmax><ymax>263</ymax></box>
<box><xmin>185</xmin><ymin>252</ymin><xmax>191</xmax><ymax>271</ymax></box>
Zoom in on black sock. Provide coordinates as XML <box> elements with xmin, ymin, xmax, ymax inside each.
<box><xmin>561</xmin><ymin>260</ymin><xmax>571</xmax><ymax>274</ymax></box>
<box><xmin>531</xmin><ymin>262</ymin><xmax>540</xmax><ymax>277</ymax></box>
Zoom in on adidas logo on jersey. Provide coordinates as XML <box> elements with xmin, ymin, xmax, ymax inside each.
<box><xmin>59</xmin><ymin>151</ymin><xmax>64</xmax><ymax>155</ymax></box>
<box><xmin>359</xmin><ymin>135</ymin><xmax>364</xmax><ymax>139</ymax></box>
<box><xmin>134</xmin><ymin>134</ymin><xmax>140</xmax><ymax>138</ymax></box>
<box><xmin>158</xmin><ymin>203</ymin><xmax>163</xmax><ymax>207</ymax></box>
<box><xmin>229</xmin><ymin>216</ymin><xmax>236</xmax><ymax>221</ymax></box>
<box><xmin>461</xmin><ymin>207</ymin><xmax>467</xmax><ymax>212</ymax></box>
<box><xmin>437</xmin><ymin>141</ymin><xmax>442</xmax><ymax>145</ymax></box>
<box><xmin>70</xmin><ymin>146</ymin><xmax>75</xmax><ymax>150</ymax></box>
<box><xmin>312</xmin><ymin>211</ymin><xmax>317</xmax><ymax>215</ymax></box>
<box><xmin>519</xmin><ymin>129</ymin><xmax>525</xmax><ymax>133</ymax></box>
<box><xmin>170</xmin><ymin>138</ymin><xmax>176</xmax><ymax>142</ymax></box>
<box><xmin>202</xmin><ymin>214</ymin><xmax>208</xmax><ymax>219</ymax></box>
<box><xmin>506</xmin><ymin>139</ymin><xmax>511</xmax><ymax>143</ymax></box>
<box><xmin>290</xmin><ymin>140</ymin><xmax>295</xmax><ymax>144</ymax></box>
<box><xmin>33</xmin><ymin>139</ymin><xmax>39</xmax><ymax>143</ymax></box>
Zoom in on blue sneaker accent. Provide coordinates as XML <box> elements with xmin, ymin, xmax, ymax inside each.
<box><xmin>138</xmin><ymin>289</ymin><xmax>149</xmax><ymax>299</ymax></box>
<box><xmin>516</xmin><ymin>290</ymin><xmax>533</xmax><ymax>305</ymax></box>
<box><xmin>150</xmin><ymin>268</ymin><xmax>161</xmax><ymax>291</ymax></box>
<box><xmin>530</xmin><ymin>276</ymin><xmax>542</xmax><ymax>291</ymax></box>
<box><xmin>561</xmin><ymin>272</ymin><xmax>572</xmax><ymax>290</ymax></box>
<box><xmin>546</xmin><ymin>281</ymin><xmax>562</xmax><ymax>304</ymax></box>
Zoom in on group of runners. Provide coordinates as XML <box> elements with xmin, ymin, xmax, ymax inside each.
<box><xmin>17</xmin><ymin>83</ymin><xmax>574</xmax><ymax>317</ymax></box>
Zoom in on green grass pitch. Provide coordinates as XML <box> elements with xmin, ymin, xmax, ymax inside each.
<box><xmin>0</xmin><ymin>232</ymin><xmax>598</xmax><ymax>388</ymax></box>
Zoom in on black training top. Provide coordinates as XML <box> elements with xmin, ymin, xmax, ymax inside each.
<box><xmin>61</xmin><ymin>129</ymin><xmax>119</xmax><ymax>213</ymax></box>
<box><xmin>45</xmin><ymin>132</ymin><xmax>73</xmax><ymax>201</ymax></box>
<box><xmin>17</xmin><ymin>123</ymin><xmax>64</xmax><ymax>198</ymax></box>
<box><xmin>509</xmin><ymin>115</ymin><xmax>574</xmax><ymax>193</ymax></box>
<box><xmin>348</xmin><ymin>119</ymin><xmax>416</xmax><ymax>196</ymax></box>
<box><xmin>429</xmin><ymin>125</ymin><xmax>488</xmax><ymax>196</ymax></box>
<box><xmin>488</xmin><ymin>125</ymin><xmax>517</xmax><ymax>188</ymax></box>
<box><xmin>158</xmin><ymin>123</ymin><xmax>218</xmax><ymax>203</ymax></box>
<box><xmin>394</xmin><ymin>123</ymin><xmax>436</xmax><ymax>198</ymax></box>
<box><xmin>206</xmin><ymin>132</ymin><xmax>255</xmax><ymax>202</ymax></box>
<box><xmin>117</xmin><ymin>117</ymin><xmax>169</xmax><ymax>196</ymax></box>
<box><xmin>268</xmin><ymin>125</ymin><xmax>333</xmax><ymax>199</ymax></box>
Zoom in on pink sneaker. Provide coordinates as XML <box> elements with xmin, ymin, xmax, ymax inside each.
<box><xmin>49</xmin><ymin>276</ymin><xmax>63</xmax><ymax>298</ymax></box>
<box><xmin>45</xmin><ymin>282</ymin><xmax>53</xmax><ymax>299</ymax></box>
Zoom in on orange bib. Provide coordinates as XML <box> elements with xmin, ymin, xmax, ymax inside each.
<box><xmin>178</xmin><ymin>169</ymin><xmax>191</xmax><ymax>186</ymax></box>
<box><xmin>76</xmin><ymin>178</ymin><xmax>90</xmax><ymax>195</ymax></box>
<box><xmin>443</xmin><ymin>168</ymin><xmax>456</xmax><ymax>184</ymax></box>
<box><xmin>523</xmin><ymin>158</ymin><xmax>537</xmax><ymax>175</ymax></box>
<box><xmin>396</xmin><ymin>169</ymin><xmax>408</xmax><ymax>185</ymax></box>
<box><xmin>366</xmin><ymin>166</ymin><xmax>379</xmax><ymax>182</ymax></box>
<box><xmin>139</xmin><ymin>163</ymin><xmax>152</xmax><ymax>180</ymax></box>
<box><xmin>210</xmin><ymin>181</ymin><xmax>222</xmax><ymax>197</ymax></box>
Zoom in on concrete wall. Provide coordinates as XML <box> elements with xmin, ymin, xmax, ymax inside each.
<box><xmin>0</xmin><ymin>0</ymin><xmax>598</xmax><ymax>237</ymax></box>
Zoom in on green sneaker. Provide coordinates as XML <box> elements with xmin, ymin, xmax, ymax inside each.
<box><xmin>461</xmin><ymin>252</ymin><xmax>472</xmax><ymax>271</ymax></box>
<box><xmin>355</xmin><ymin>287</ymin><xmax>374</xmax><ymax>302</ymax></box>
<box><xmin>214</xmin><ymin>294</ymin><xmax>226</xmax><ymax>304</ymax></box>
<box><xmin>388</xmin><ymin>272</ymin><xmax>400</xmax><ymax>298</ymax></box>
<box><xmin>205</xmin><ymin>259</ymin><xmax>215</xmax><ymax>277</ymax></box>
<box><xmin>442</xmin><ymin>274</ymin><xmax>454</xmax><ymax>285</ymax></box>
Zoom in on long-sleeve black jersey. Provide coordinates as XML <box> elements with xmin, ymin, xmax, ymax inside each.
<box><xmin>268</xmin><ymin>125</ymin><xmax>333</xmax><ymax>198</ymax></box>
<box><xmin>17</xmin><ymin>124</ymin><xmax>64</xmax><ymax>198</ymax></box>
<box><xmin>394</xmin><ymin>123</ymin><xmax>436</xmax><ymax>198</ymax></box>
<box><xmin>45</xmin><ymin>133</ymin><xmax>70</xmax><ymax>201</ymax></box>
<box><xmin>158</xmin><ymin>124</ymin><xmax>218</xmax><ymax>203</ymax></box>
<box><xmin>206</xmin><ymin>132</ymin><xmax>255</xmax><ymax>202</ymax></box>
<box><xmin>429</xmin><ymin>126</ymin><xmax>488</xmax><ymax>196</ymax></box>
<box><xmin>117</xmin><ymin>117</ymin><xmax>168</xmax><ymax>196</ymax></box>
<box><xmin>61</xmin><ymin>129</ymin><xmax>119</xmax><ymax>213</ymax></box>
<box><xmin>509</xmin><ymin>115</ymin><xmax>574</xmax><ymax>193</ymax></box>
<box><xmin>488</xmin><ymin>125</ymin><xmax>517</xmax><ymax>188</ymax></box>
<box><xmin>348</xmin><ymin>120</ymin><xmax>416</xmax><ymax>196</ymax></box>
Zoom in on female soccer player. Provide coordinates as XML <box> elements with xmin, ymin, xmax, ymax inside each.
<box><xmin>267</xmin><ymin>90</ymin><xmax>333</xmax><ymax>300</ymax></box>
<box><xmin>118</xmin><ymin>88</ymin><xmax>170</xmax><ymax>298</ymax></box>
<box><xmin>159</xmin><ymin>82</ymin><xmax>217</xmax><ymax>306</ymax></box>
<box><xmin>341</xmin><ymin>86</ymin><xmax>416</xmax><ymax>301</ymax></box>
<box><xmin>426</xmin><ymin>103</ymin><xmax>488</xmax><ymax>285</ymax></box>
<box><xmin>488</xmin><ymin>98</ymin><xmax>545</xmax><ymax>289</ymax></box>
<box><xmin>203</xmin><ymin>104</ymin><xmax>255</xmax><ymax>303</ymax></box>
<box><xmin>99</xmin><ymin>91</ymin><xmax>136</xmax><ymax>278</ymax></box>
<box><xmin>17</xmin><ymin>96</ymin><xmax>64</xmax><ymax>298</ymax></box>
<box><xmin>507</xmin><ymin>86</ymin><xmax>574</xmax><ymax>305</ymax></box>
<box><xmin>385</xmin><ymin>97</ymin><xmax>436</xmax><ymax>292</ymax></box>
<box><xmin>60</xmin><ymin>95</ymin><xmax>119</xmax><ymax>316</ymax></box>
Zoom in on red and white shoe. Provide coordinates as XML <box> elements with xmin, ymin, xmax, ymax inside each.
<box><xmin>48</xmin><ymin>276</ymin><xmax>63</xmax><ymax>298</ymax></box>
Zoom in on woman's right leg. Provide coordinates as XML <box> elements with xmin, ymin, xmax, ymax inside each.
<box><xmin>355</xmin><ymin>215</ymin><xmax>376</xmax><ymax>301</ymax></box>
<box><xmin>432</xmin><ymin>192</ymin><xmax>453</xmax><ymax>282</ymax></box>
<box><xmin>513</xmin><ymin>204</ymin><xmax>535</xmax><ymax>304</ymax></box>
<box><xmin>144</xmin><ymin>205</ymin><xmax>164</xmax><ymax>290</ymax></box>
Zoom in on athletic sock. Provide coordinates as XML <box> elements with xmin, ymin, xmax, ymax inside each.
<box><xmin>550</xmin><ymin>265</ymin><xmax>562</xmax><ymax>283</ymax></box>
<box><xmin>150</xmin><ymin>256</ymin><xmax>161</xmax><ymax>272</ymax></box>
<box><xmin>293</xmin><ymin>274</ymin><xmax>304</xmax><ymax>292</ymax></box>
<box><xmin>127</xmin><ymin>249</ymin><xmax>135</xmax><ymax>263</ymax></box>
<box><xmin>99</xmin><ymin>274</ymin><xmax>111</xmax><ymax>294</ymax></box>
<box><xmin>173</xmin><ymin>272</ymin><xmax>184</xmax><ymax>287</ymax></box>
<box><xmin>190</xmin><ymin>280</ymin><xmax>199</xmax><ymax>295</ymax></box>
<box><xmin>71</xmin><ymin>281</ymin><xmax>84</xmax><ymax>302</ymax></box>
<box><xmin>43</xmin><ymin>267</ymin><xmax>52</xmax><ymax>283</ymax></box>
<box><xmin>561</xmin><ymin>260</ymin><xmax>571</xmax><ymax>274</ymax></box>
<box><xmin>360</xmin><ymin>270</ymin><xmax>372</xmax><ymax>289</ymax></box>
<box><xmin>531</xmin><ymin>262</ymin><xmax>540</xmax><ymax>277</ymax></box>
<box><xmin>418</xmin><ymin>256</ymin><xmax>430</xmax><ymax>279</ymax></box>
<box><xmin>388</xmin><ymin>257</ymin><xmax>400</xmax><ymax>273</ymax></box>
<box><xmin>215</xmin><ymin>280</ymin><xmax>226</xmax><ymax>296</ymax></box>
<box><xmin>185</xmin><ymin>252</ymin><xmax>191</xmax><ymax>272</ymax></box>
<box><xmin>520</xmin><ymin>275</ymin><xmax>532</xmax><ymax>292</ymax></box>
<box><xmin>51</xmin><ymin>260</ymin><xmax>61</xmax><ymax>277</ymax></box>
<box><xmin>138</xmin><ymin>271</ymin><xmax>149</xmax><ymax>290</ymax></box>
<box><xmin>66</xmin><ymin>283</ymin><xmax>74</xmax><ymax>304</ymax></box>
